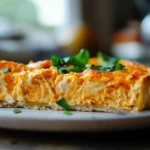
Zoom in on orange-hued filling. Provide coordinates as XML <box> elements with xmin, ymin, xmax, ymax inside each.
<box><xmin>88</xmin><ymin>57</ymin><xmax>100</xmax><ymax>66</ymax></box>
<box><xmin>27</xmin><ymin>60</ymin><xmax>51</xmax><ymax>69</ymax></box>
<box><xmin>0</xmin><ymin>59</ymin><xmax>149</xmax><ymax>112</ymax></box>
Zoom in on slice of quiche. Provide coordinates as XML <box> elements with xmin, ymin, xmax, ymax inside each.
<box><xmin>0</xmin><ymin>49</ymin><xmax>150</xmax><ymax>113</ymax></box>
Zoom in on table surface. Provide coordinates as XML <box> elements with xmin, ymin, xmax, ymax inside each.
<box><xmin>0</xmin><ymin>127</ymin><xmax>150</xmax><ymax>150</ymax></box>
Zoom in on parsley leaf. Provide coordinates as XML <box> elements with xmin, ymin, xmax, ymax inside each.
<box><xmin>57</xmin><ymin>66</ymin><xmax>85</xmax><ymax>74</ymax></box>
<box><xmin>13</xmin><ymin>109</ymin><xmax>22</xmax><ymax>114</ymax></box>
<box><xmin>51</xmin><ymin>49</ymin><xmax>125</xmax><ymax>74</ymax></box>
<box><xmin>64</xmin><ymin>111</ymin><xmax>73</xmax><ymax>116</ymax></box>
<box><xmin>1</xmin><ymin>68</ymin><xmax>11</xmax><ymax>74</ymax></box>
<box><xmin>114</xmin><ymin>64</ymin><xmax>126</xmax><ymax>71</ymax></box>
<box><xmin>51</xmin><ymin>49</ymin><xmax>89</xmax><ymax>74</ymax></box>
<box><xmin>97</xmin><ymin>52</ymin><xmax>109</xmax><ymax>62</ymax></box>
<box><xmin>56</xmin><ymin>98</ymin><xmax>71</xmax><ymax>111</ymax></box>
<box><xmin>97</xmin><ymin>52</ymin><xmax>121</xmax><ymax>66</ymax></box>
<box><xmin>70</xmin><ymin>66</ymin><xmax>85</xmax><ymax>73</ymax></box>
<box><xmin>90</xmin><ymin>64</ymin><xmax>126</xmax><ymax>73</ymax></box>
<box><xmin>90</xmin><ymin>65</ymin><xmax>111</xmax><ymax>72</ymax></box>
<box><xmin>66</xmin><ymin>49</ymin><xmax>90</xmax><ymax>68</ymax></box>
<box><xmin>51</xmin><ymin>55</ymin><xmax>65</xmax><ymax>67</ymax></box>
<box><xmin>58</xmin><ymin>67</ymin><xmax>70</xmax><ymax>74</ymax></box>
<box><xmin>95</xmin><ymin>52</ymin><xmax>126</xmax><ymax>72</ymax></box>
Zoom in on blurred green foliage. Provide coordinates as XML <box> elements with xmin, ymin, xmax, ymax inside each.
<box><xmin>0</xmin><ymin>0</ymin><xmax>38</xmax><ymax>25</ymax></box>
<box><xmin>0</xmin><ymin>0</ymin><xmax>56</xmax><ymax>31</ymax></box>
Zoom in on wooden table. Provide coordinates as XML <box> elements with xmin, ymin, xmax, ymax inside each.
<box><xmin>0</xmin><ymin>127</ymin><xmax>150</xmax><ymax>150</ymax></box>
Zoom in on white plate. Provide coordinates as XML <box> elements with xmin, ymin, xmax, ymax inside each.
<box><xmin>0</xmin><ymin>108</ymin><xmax>150</xmax><ymax>131</ymax></box>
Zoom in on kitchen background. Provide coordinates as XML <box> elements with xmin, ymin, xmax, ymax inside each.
<box><xmin>0</xmin><ymin>0</ymin><xmax>150</xmax><ymax>65</ymax></box>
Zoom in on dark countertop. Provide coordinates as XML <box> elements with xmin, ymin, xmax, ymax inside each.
<box><xmin>0</xmin><ymin>127</ymin><xmax>150</xmax><ymax>150</ymax></box>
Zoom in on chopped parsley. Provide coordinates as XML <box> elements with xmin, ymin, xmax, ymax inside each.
<box><xmin>56</xmin><ymin>98</ymin><xmax>71</xmax><ymax>111</ymax></box>
<box><xmin>65</xmin><ymin>49</ymin><xmax>90</xmax><ymax>68</ymax></box>
<box><xmin>51</xmin><ymin>49</ymin><xmax>126</xmax><ymax>74</ymax></box>
<box><xmin>64</xmin><ymin>111</ymin><xmax>73</xmax><ymax>116</ymax></box>
<box><xmin>90</xmin><ymin>64</ymin><xmax>126</xmax><ymax>73</ymax></box>
<box><xmin>51</xmin><ymin>55</ymin><xmax>65</xmax><ymax>67</ymax></box>
<box><xmin>115</xmin><ymin>64</ymin><xmax>126</xmax><ymax>71</ymax></box>
<box><xmin>70</xmin><ymin>66</ymin><xmax>85</xmax><ymax>73</ymax></box>
<box><xmin>58</xmin><ymin>67</ymin><xmax>70</xmax><ymax>74</ymax></box>
<box><xmin>97</xmin><ymin>52</ymin><xmax>121</xmax><ymax>67</ymax></box>
<box><xmin>57</xmin><ymin>66</ymin><xmax>85</xmax><ymax>74</ymax></box>
<box><xmin>56</xmin><ymin>98</ymin><xmax>73</xmax><ymax>116</ymax></box>
<box><xmin>1</xmin><ymin>68</ymin><xmax>11</xmax><ymax>74</ymax></box>
<box><xmin>13</xmin><ymin>109</ymin><xmax>22</xmax><ymax>114</ymax></box>
<box><xmin>51</xmin><ymin>49</ymin><xmax>89</xmax><ymax>74</ymax></box>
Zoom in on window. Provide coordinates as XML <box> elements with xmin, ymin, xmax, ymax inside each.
<box><xmin>30</xmin><ymin>0</ymin><xmax>68</xmax><ymax>27</ymax></box>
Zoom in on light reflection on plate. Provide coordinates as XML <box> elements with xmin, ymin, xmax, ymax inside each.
<box><xmin>0</xmin><ymin>108</ymin><xmax>150</xmax><ymax>131</ymax></box>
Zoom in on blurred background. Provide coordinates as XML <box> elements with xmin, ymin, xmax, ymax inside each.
<box><xmin>0</xmin><ymin>0</ymin><xmax>150</xmax><ymax>65</ymax></box>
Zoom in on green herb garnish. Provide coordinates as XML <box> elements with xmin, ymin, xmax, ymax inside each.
<box><xmin>90</xmin><ymin>64</ymin><xmax>126</xmax><ymax>73</ymax></box>
<box><xmin>56</xmin><ymin>98</ymin><xmax>71</xmax><ymax>111</ymax></box>
<box><xmin>95</xmin><ymin>52</ymin><xmax>126</xmax><ymax>72</ymax></box>
<box><xmin>51</xmin><ymin>49</ymin><xmax>89</xmax><ymax>74</ymax></box>
<box><xmin>70</xmin><ymin>66</ymin><xmax>85</xmax><ymax>73</ymax></box>
<box><xmin>64</xmin><ymin>111</ymin><xmax>73</xmax><ymax>116</ymax></box>
<box><xmin>58</xmin><ymin>67</ymin><xmax>70</xmax><ymax>74</ymax></box>
<box><xmin>65</xmin><ymin>49</ymin><xmax>90</xmax><ymax>68</ymax></box>
<box><xmin>115</xmin><ymin>64</ymin><xmax>126</xmax><ymax>71</ymax></box>
<box><xmin>97</xmin><ymin>52</ymin><xmax>120</xmax><ymax>66</ymax></box>
<box><xmin>51</xmin><ymin>49</ymin><xmax>126</xmax><ymax>74</ymax></box>
<box><xmin>1</xmin><ymin>68</ymin><xmax>11</xmax><ymax>74</ymax></box>
<box><xmin>13</xmin><ymin>109</ymin><xmax>22</xmax><ymax>114</ymax></box>
<box><xmin>51</xmin><ymin>55</ymin><xmax>65</xmax><ymax>67</ymax></box>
